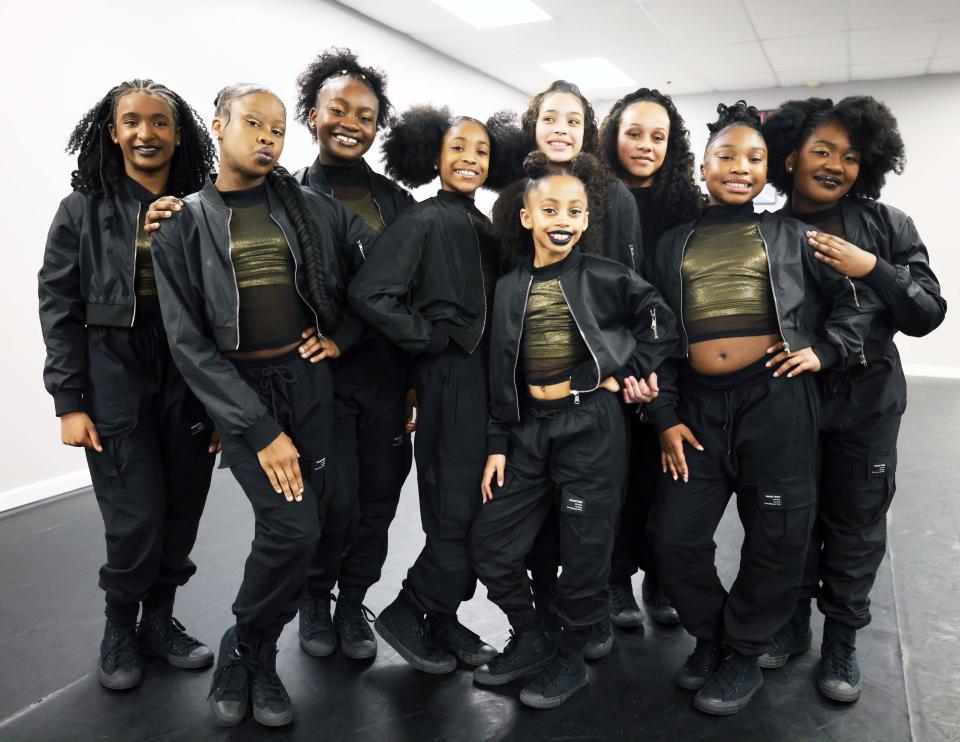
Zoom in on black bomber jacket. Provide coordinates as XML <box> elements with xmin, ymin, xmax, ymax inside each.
<box><xmin>487</xmin><ymin>247</ymin><xmax>679</xmax><ymax>454</ymax></box>
<box><xmin>602</xmin><ymin>178</ymin><xmax>646</xmax><ymax>273</ymax></box>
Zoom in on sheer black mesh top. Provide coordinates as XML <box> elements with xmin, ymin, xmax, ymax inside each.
<box><xmin>324</xmin><ymin>164</ymin><xmax>385</xmax><ymax>234</ymax></box>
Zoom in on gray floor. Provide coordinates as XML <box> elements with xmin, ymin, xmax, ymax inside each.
<box><xmin>0</xmin><ymin>377</ymin><xmax>956</xmax><ymax>741</ymax></box>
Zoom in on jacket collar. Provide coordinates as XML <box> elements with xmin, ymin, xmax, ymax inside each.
<box><xmin>307</xmin><ymin>156</ymin><xmax>377</xmax><ymax>192</ymax></box>
<box><xmin>436</xmin><ymin>188</ymin><xmax>481</xmax><ymax>213</ymax></box>
<box><xmin>521</xmin><ymin>246</ymin><xmax>584</xmax><ymax>280</ymax></box>
<box><xmin>198</xmin><ymin>175</ymin><xmax>282</xmax><ymax>214</ymax></box>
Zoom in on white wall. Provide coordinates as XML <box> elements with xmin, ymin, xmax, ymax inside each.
<box><xmin>0</xmin><ymin>0</ymin><xmax>527</xmax><ymax>509</ymax></box>
<box><xmin>602</xmin><ymin>74</ymin><xmax>959</xmax><ymax>377</ymax></box>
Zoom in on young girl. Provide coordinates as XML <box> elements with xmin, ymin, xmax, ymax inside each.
<box><xmin>348</xmin><ymin>105</ymin><xmax>515</xmax><ymax>675</ymax></box>
<box><xmin>470</xmin><ymin>152</ymin><xmax>676</xmax><ymax>708</ymax></box>
<box><xmin>759</xmin><ymin>97</ymin><xmax>945</xmax><ymax>703</ymax></box>
<box><xmin>150</xmin><ymin>84</ymin><xmax>357</xmax><ymax>728</ymax></box>
<box><xmin>39</xmin><ymin>79</ymin><xmax>217</xmax><ymax>692</ymax></box>
<box><xmin>645</xmin><ymin>101</ymin><xmax>873</xmax><ymax>716</ymax></box>
<box><xmin>291</xmin><ymin>47</ymin><xmax>416</xmax><ymax>662</ymax></box>
<box><xmin>598</xmin><ymin>88</ymin><xmax>704</xmax><ymax>629</ymax></box>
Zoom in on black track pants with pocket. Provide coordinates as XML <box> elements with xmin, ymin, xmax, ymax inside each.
<box><xmin>471</xmin><ymin>390</ymin><xmax>627</xmax><ymax>628</ymax></box>
<box><xmin>650</xmin><ymin>358</ymin><xmax>819</xmax><ymax>657</ymax></box>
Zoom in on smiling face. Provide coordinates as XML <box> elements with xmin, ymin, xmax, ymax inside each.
<box><xmin>520</xmin><ymin>174</ymin><xmax>589</xmax><ymax>265</ymax></box>
<box><xmin>309</xmin><ymin>75</ymin><xmax>379</xmax><ymax>165</ymax></box>
<box><xmin>616</xmin><ymin>100</ymin><xmax>670</xmax><ymax>187</ymax></box>
<box><xmin>108</xmin><ymin>91</ymin><xmax>180</xmax><ymax>182</ymax></box>
<box><xmin>534</xmin><ymin>92</ymin><xmax>586</xmax><ymax>165</ymax></box>
<box><xmin>788</xmin><ymin>120</ymin><xmax>861</xmax><ymax>213</ymax></box>
<box><xmin>437</xmin><ymin>119</ymin><xmax>489</xmax><ymax>197</ymax></box>
<box><xmin>213</xmin><ymin>92</ymin><xmax>286</xmax><ymax>186</ymax></box>
<box><xmin>701</xmin><ymin>124</ymin><xmax>767</xmax><ymax>206</ymax></box>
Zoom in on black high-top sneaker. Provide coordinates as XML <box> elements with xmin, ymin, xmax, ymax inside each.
<box><xmin>818</xmin><ymin>621</ymin><xmax>861</xmax><ymax>703</ymax></box>
<box><xmin>298</xmin><ymin>592</ymin><xmax>336</xmax><ymax>657</ymax></box>
<box><xmin>474</xmin><ymin>619</ymin><xmax>556</xmax><ymax>686</ymax></box>
<box><xmin>250</xmin><ymin>642</ymin><xmax>294</xmax><ymax>727</ymax></box>
<box><xmin>519</xmin><ymin>627</ymin><xmax>589</xmax><ymax>709</ymax></box>
<box><xmin>758</xmin><ymin>599</ymin><xmax>812</xmax><ymax>669</ymax></box>
<box><xmin>609</xmin><ymin>579</ymin><xmax>645</xmax><ymax>630</ymax></box>
<box><xmin>208</xmin><ymin>626</ymin><xmax>253</xmax><ymax>727</ymax></box>
<box><xmin>694</xmin><ymin>652</ymin><xmax>763</xmax><ymax>716</ymax></box>
<box><xmin>641</xmin><ymin>574</ymin><xmax>680</xmax><ymax>626</ymax></box>
<box><xmin>99</xmin><ymin>618</ymin><xmax>142</xmax><ymax>690</ymax></box>
<box><xmin>374</xmin><ymin>592</ymin><xmax>456</xmax><ymax>674</ymax></box>
<box><xmin>334</xmin><ymin>587</ymin><xmax>378</xmax><ymax>660</ymax></box>
<box><xmin>428</xmin><ymin>612</ymin><xmax>498</xmax><ymax>666</ymax></box>
<box><xmin>676</xmin><ymin>637</ymin><xmax>723</xmax><ymax>690</ymax></box>
<box><xmin>583</xmin><ymin>617</ymin><xmax>613</xmax><ymax>660</ymax></box>
<box><xmin>137</xmin><ymin>601</ymin><xmax>213</xmax><ymax>670</ymax></box>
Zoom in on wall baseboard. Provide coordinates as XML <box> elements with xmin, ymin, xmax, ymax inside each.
<box><xmin>904</xmin><ymin>365</ymin><xmax>960</xmax><ymax>379</ymax></box>
<box><xmin>0</xmin><ymin>469</ymin><xmax>91</xmax><ymax>514</ymax></box>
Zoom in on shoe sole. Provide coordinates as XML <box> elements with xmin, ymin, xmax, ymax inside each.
<box><xmin>649</xmin><ymin>610</ymin><xmax>681</xmax><ymax>627</ymax></box>
<box><xmin>693</xmin><ymin>674</ymin><xmax>764</xmax><ymax>716</ymax></box>
<box><xmin>757</xmin><ymin>634</ymin><xmax>812</xmax><ymax>669</ymax></box>
<box><xmin>676</xmin><ymin>672</ymin><xmax>709</xmax><ymax>691</ymax></box>
<box><xmin>449</xmin><ymin>647</ymin><xmax>498</xmax><ymax>667</ymax></box>
<box><xmin>473</xmin><ymin>653</ymin><xmax>555</xmax><ymax>687</ymax></box>
<box><xmin>253</xmin><ymin>707</ymin><xmax>295</xmax><ymax>727</ymax></box>
<box><xmin>98</xmin><ymin>667</ymin><xmax>142</xmax><ymax>691</ymax></box>
<box><xmin>610</xmin><ymin>611</ymin><xmax>644</xmax><ymax>629</ymax></box>
<box><xmin>299</xmin><ymin>634</ymin><xmax>337</xmax><ymax>658</ymax></box>
<box><xmin>519</xmin><ymin>673</ymin><xmax>589</xmax><ymax>709</ymax></box>
<box><xmin>819</xmin><ymin>680</ymin><xmax>862</xmax><ymax>703</ymax></box>
<box><xmin>340</xmin><ymin>640</ymin><xmax>377</xmax><ymax>660</ymax></box>
<box><xmin>583</xmin><ymin>637</ymin><xmax>613</xmax><ymax>661</ymax></box>
<box><xmin>138</xmin><ymin>642</ymin><xmax>214</xmax><ymax>670</ymax></box>
<box><xmin>208</xmin><ymin>697</ymin><xmax>247</xmax><ymax>727</ymax></box>
<box><xmin>374</xmin><ymin>617</ymin><xmax>456</xmax><ymax>674</ymax></box>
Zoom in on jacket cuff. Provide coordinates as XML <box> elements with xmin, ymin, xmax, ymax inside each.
<box><xmin>811</xmin><ymin>339</ymin><xmax>841</xmax><ymax>371</ymax></box>
<box><xmin>487</xmin><ymin>434</ymin><xmax>510</xmax><ymax>456</ymax></box>
<box><xmin>646</xmin><ymin>405</ymin><xmax>680</xmax><ymax>433</ymax></box>
<box><xmin>424</xmin><ymin>327</ymin><xmax>450</xmax><ymax>356</ymax></box>
<box><xmin>53</xmin><ymin>390</ymin><xmax>85</xmax><ymax>417</ymax></box>
<box><xmin>243</xmin><ymin>413</ymin><xmax>284</xmax><ymax>452</ymax></box>
<box><xmin>860</xmin><ymin>256</ymin><xmax>898</xmax><ymax>292</ymax></box>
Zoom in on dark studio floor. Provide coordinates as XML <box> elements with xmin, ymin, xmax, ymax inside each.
<box><xmin>1</xmin><ymin>377</ymin><xmax>958</xmax><ymax>741</ymax></box>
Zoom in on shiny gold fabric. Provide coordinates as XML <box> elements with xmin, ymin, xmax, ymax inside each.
<box><xmin>229</xmin><ymin>201</ymin><xmax>295</xmax><ymax>289</ymax></box>
<box><xmin>332</xmin><ymin>185</ymin><xmax>386</xmax><ymax>234</ymax></box>
<box><xmin>134</xmin><ymin>216</ymin><xmax>157</xmax><ymax>297</ymax></box>
<box><xmin>522</xmin><ymin>278</ymin><xmax>588</xmax><ymax>385</ymax></box>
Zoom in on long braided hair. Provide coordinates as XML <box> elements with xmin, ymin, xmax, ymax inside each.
<box><xmin>213</xmin><ymin>83</ymin><xmax>339</xmax><ymax>333</ymax></box>
<box><xmin>67</xmin><ymin>79</ymin><xmax>215</xmax><ymax>229</ymax></box>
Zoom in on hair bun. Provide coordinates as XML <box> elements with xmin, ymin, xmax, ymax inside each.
<box><xmin>708</xmin><ymin>99</ymin><xmax>762</xmax><ymax>135</ymax></box>
<box><xmin>522</xmin><ymin>151</ymin><xmax>552</xmax><ymax>180</ymax></box>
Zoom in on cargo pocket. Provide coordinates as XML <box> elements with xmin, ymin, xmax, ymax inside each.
<box><xmin>864</xmin><ymin>450</ymin><xmax>897</xmax><ymax>526</ymax></box>
<box><xmin>560</xmin><ymin>488</ymin><xmax>618</xmax><ymax>576</ymax></box>
<box><xmin>751</xmin><ymin>480</ymin><xmax>816</xmax><ymax>556</ymax></box>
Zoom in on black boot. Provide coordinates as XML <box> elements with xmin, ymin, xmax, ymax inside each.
<box><xmin>374</xmin><ymin>592</ymin><xmax>456</xmax><ymax>674</ymax></box>
<box><xmin>250</xmin><ymin>641</ymin><xmax>294</xmax><ymax>727</ymax></box>
<box><xmin>428</xmin><ymin>612</ymin><xmax>498</xmax><ymax>667</ymax></box>
<box><xmin>694</xmin><ymin>652</ymin><xmax>763</xmax><ymax>716</ymax></box>
<box><xmin>519</xmin><ymin>627</ymin><xmax>589</xmax><ymax>709</ymax></box>
<box><xmin>641</xmin><ymin>574</ymin><xmax>680</xmax><ymax>626</ymax></box>
<box><xmin>818</xmin><ymin>621</ymin><xmax>861</xmax><ymax>703</ymax></box>
<box><xmin>137</xmin><ymin>601</ymin><xmax>213</xmax><ymax>670</ymax></box>
<box><xmin>99</xmin><ymin>618</ymin><xmax>142</xmax><ymax>690</ymax></box>
<box><xmin>676</xmin><ymin>637</ymin><xmax>723</xmax><ymax>690</ymax></box>
<box><xmin>334</xmin><ymin>587</ymin><xmax>378</xmax><ymax>660</ymax></box>
<box><xmin>758</xmin><ymin>599</ymin><xmax>812</xmax><ymax>669</ymax></box>
<box><xmin>473</xmin><ymin>615</ymin><xmax>556</xmax><ymax>686</ymax></box>
<box><xmin>609</xmin><ymin>579</ymin><xmax>644</xmax><ymax>630</ymax></box>
<box><xmin>207</xmin><ymin>626</ymin><xmax>253</xmax><ymax>727</ymax></box>
<box><xmin>298</xmin><ymin>592</ymin><xmax>336</xmax><ymax>657</ymax></box>
<box><xmin>583</xmin><ymin>617</ymin><xmax>613</xmax><ymax>660</ymax></box>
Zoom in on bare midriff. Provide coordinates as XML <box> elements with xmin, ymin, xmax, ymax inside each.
<box><xmin>226</xmin><ymin>337</ymin><xmax>304</xmax><ymax>362</ymax></box>
<box><xmin>688</xmin><ymin>333</ymin><xmax>780</xmax><ymax>375</ymax></box>
<box><xmin>526</xmin><ymin>376</ymin><xmax>620</xmax><ymax>400</ymax></box>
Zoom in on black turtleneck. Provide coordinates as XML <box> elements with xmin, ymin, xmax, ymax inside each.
<box><xmin>791</xmin><ymin>201</ymin><xmax>846</xmax><ymax>240</ymax></box>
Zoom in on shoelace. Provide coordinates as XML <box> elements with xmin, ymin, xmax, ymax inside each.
<box><xmin>303</xmin><ymin>597</ymin><xmax>334</xmax><ymax>630</ymax></box>
<box><xmin>338</xmin><ymin>602</ymin><xmax>376</xmax><ymax>638</ymax></box>
<box><xmin>823</xmin><ymin>643</ymin><xmax>856</xmax><ymax>680</ymax></box>
<box><xmin>210</xmin><ymin>643</ymin><xmax>257</xmax><ymax>700</ymax></box>
<box><xmin>708</xmin><ymin>657</ymin><xmax>750</xmax><ymax>696</ymax></box>
<box><xmin>538</xmin><ymin>656</ymin><xmax>575</xmax><ymax>691</ymax></box>
<box><xmin>105</xmin><ymin>626</ymin><xmax>139</xmax><ymax>668</ymax></box>
<box><xmin>162</xmin><ymin>616</ymin><xmax>203</xmax><ymax>652</ymax></box>
<box><xmin>610</xmin><ymin>584</ymin><xmax>636</xmax><ymax>613</ymax></box>
<box><xmin>253</xmin><ymin>651</ymin><xmax>290</xmax><ymax>704</ymax></box>
<box><xmin>689</xmin><ymin>640</ymin><xmax>720</xmax><ymax>670</ymax></box>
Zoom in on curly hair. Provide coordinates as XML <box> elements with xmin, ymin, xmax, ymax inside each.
<box><xmin>295</xmin><ymin>47</ymin><xmax>391</xmax><ymax>140</ymax></box>
<box><xmin>599</xmin><ymin>87</ymin><xmax>703</xmax><ymax>230</ymax></box>
<box><xmin>66</xmin><ymin>79</ymin><xmax>215</xmax><ymax>228</ymax></box>
<box><xmin>521</xmin><ymin>80</ymin><xmax>600</xmax><ymax>158</ymax></box>
<box><xmin>706</xmin><ymin>100</ymin><xmax>763</xmax><ymax>145</ymax></box>
<box><xmin>492</xmin><ymin>151</ymin><xmax>608</xmax><ymax>260</ymax></box>
<box><xmin>214</xmin><ymin>83</ymin><xmax>339</xmax><ymax>333</ymax></box>
<box><xmin>761</xmin><ymin>95</ymin><xmax>906</xmax><ymax>200</ymax></box>
<box><xmin>380</xmin><ymin>105</ymin><xmax>523</xmax><ymax>191</ymax></box>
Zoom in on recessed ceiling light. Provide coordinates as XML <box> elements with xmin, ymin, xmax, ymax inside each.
<box><xmin>540</xmin><ymin>58</ymin><xmax>636</xmax><ymax>89</ymax></box>
<box><xmin>432</xmin><ymin>0</ymin><xmax>550</xmax><ymax>29</ymax></box>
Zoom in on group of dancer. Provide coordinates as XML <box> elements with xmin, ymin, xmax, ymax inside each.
<box><xmin>38</xmin><ymin>46</ymin><xmax>945</xmax><ymax>728</ymax></box>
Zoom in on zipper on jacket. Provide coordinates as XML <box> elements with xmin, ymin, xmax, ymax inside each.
<box><xmin>628</xmin><ymin>243</ymin><xmax>636</xmax><ymax>272</ymax></box>
<box><xmin>271</xmin><ymin>214</ymin><xmax>323</xmax><ymax>337</ymax></box>
<box><xmin>357</xmin><ymin>239</ymin><xmax>366</xmax><ymax>260</ymax></box>
<box><xmin>225</xmin><ymin>209</ymin><xmax>242</xmax><ymax>350</ymax></box>
<box><xmin>650</xmin><ymin>307</ymin><xmax>658</xmax><ymax>340</ymax></box>
<box><xmin>757</xmin><ymin>227</ymin><xmax>790</xmax><ymax>354</ymax></box>
<box><xmin>371</xmin><ymin>195</ymin><xmax>387</xmax><ymax>232</ymax></box>
<box><xmin>512</xmin><ymin>276</ymin><xmax>535</xmax><ymax>421</ymax></box>
<box><xmin>129</xmin><ymin>203</ymin><xmax>141</xmax><ymax>327</ymax></box>
<box><xmin>467</xmin><ymin>212</ymin><xmax>487</xmax><ymax>355</ymax></box>
<box><xmin>558</xmin><ymin>279</ymin><xmax>601</xmax><ymax>395</ymax></box>
<box><xmin>677</xmin><ymin>229</ymin><xmax>694</xmax><ymax>357</ymax></box>
<box><xmin>845</xmin><ymin>276</ymin><xmax>860</xmax><ymax>308</ymax></box>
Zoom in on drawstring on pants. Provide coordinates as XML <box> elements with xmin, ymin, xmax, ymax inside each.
<box><xmin>259</xmin><ymin>365</ymin><xmax>298</xmax><ymax>415</ymax></box>
<box><xmin>721</xmin><ymin>389</ymin><xmax>735</xmax><ymax>456</ymax></box>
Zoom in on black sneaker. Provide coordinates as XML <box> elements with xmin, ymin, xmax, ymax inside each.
<box><xmin>299</xmin><ymin>593</ymin><xmax>336</xmax><ymax>657</ymax></box>
<box><xmin>208</xmin><ymin>626</ymin><xmax>253</xmax><ymax>727</ymax></box>
<box><xmin>676</xmin><ymin>637</ymin><xmax>723</xmax><ymax>690</ymax></box>
<box><xmin>137</xmin><ymin>603</ymin><xmax>213</xmax><ymax>670</ymax></box>
<box><xmin>429</xmin><ymin>613</ymin><xmax>498</xmax><ymax>667</ymax></box>
<box><xmin>473</xmin><ymin>625</ymin><xmax>556</xmax><ymax>686</ymax></box>
<box><xmin>609</xmin><ymin>580</ymin><xmax>644</xmax><ymax>630</ymax></box>
<box><xmin>334</xmin><ymin>588</ymin><xmax>378</xmax><ymax>660</ymax></box>
<box><xmin>758</xmin><ymin>608</ymin><xmax>812</xmax><ymax>669</ymax></box>
<box><xmin>250</xmin><ymin>643</ymin><xmax>294</xmax><ymax>727</ymax></box>
<box><xmin>374</xmin><ymin>594</ymin><xmax>456</xmax><ymax>674</ymax></box>
<box><xmin>694</xmin><ymin>653</ymin><xmax>763</xmax><ymax>716</ymax></box>
<box><xmin>99</xmin><ymin>618</ymin><xmax>142</xmax><ymax>690</ymax></box>
<box><xmin>519</xmin><ymin>653</ymin><xmax>589</xmax><ymax>709</ymax></box>
<box><xmin>642</xmin><ymin>574</ymin><xmax>680</xmax><ymax>627</ymax></box>
<box><xmin>583</xmin><ymin>618</ymin><xmax>613</xmax><ymax>661</ymax></box>
<box><xmin>818</xmin><ymin>635</ymin><xmax>862</xmax><ymax>703</ymax></box>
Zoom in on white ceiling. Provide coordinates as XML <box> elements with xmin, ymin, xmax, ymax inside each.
<box><xmin>333</xmin><ymin>0</ymin><xmax>960</xmax><ymax>97</ymax></box>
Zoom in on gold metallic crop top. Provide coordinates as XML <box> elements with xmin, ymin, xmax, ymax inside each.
<box><xmin>522</xmin><ymin>277</ymin><xmax>589</xmax><ymax>386</ymax></box>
